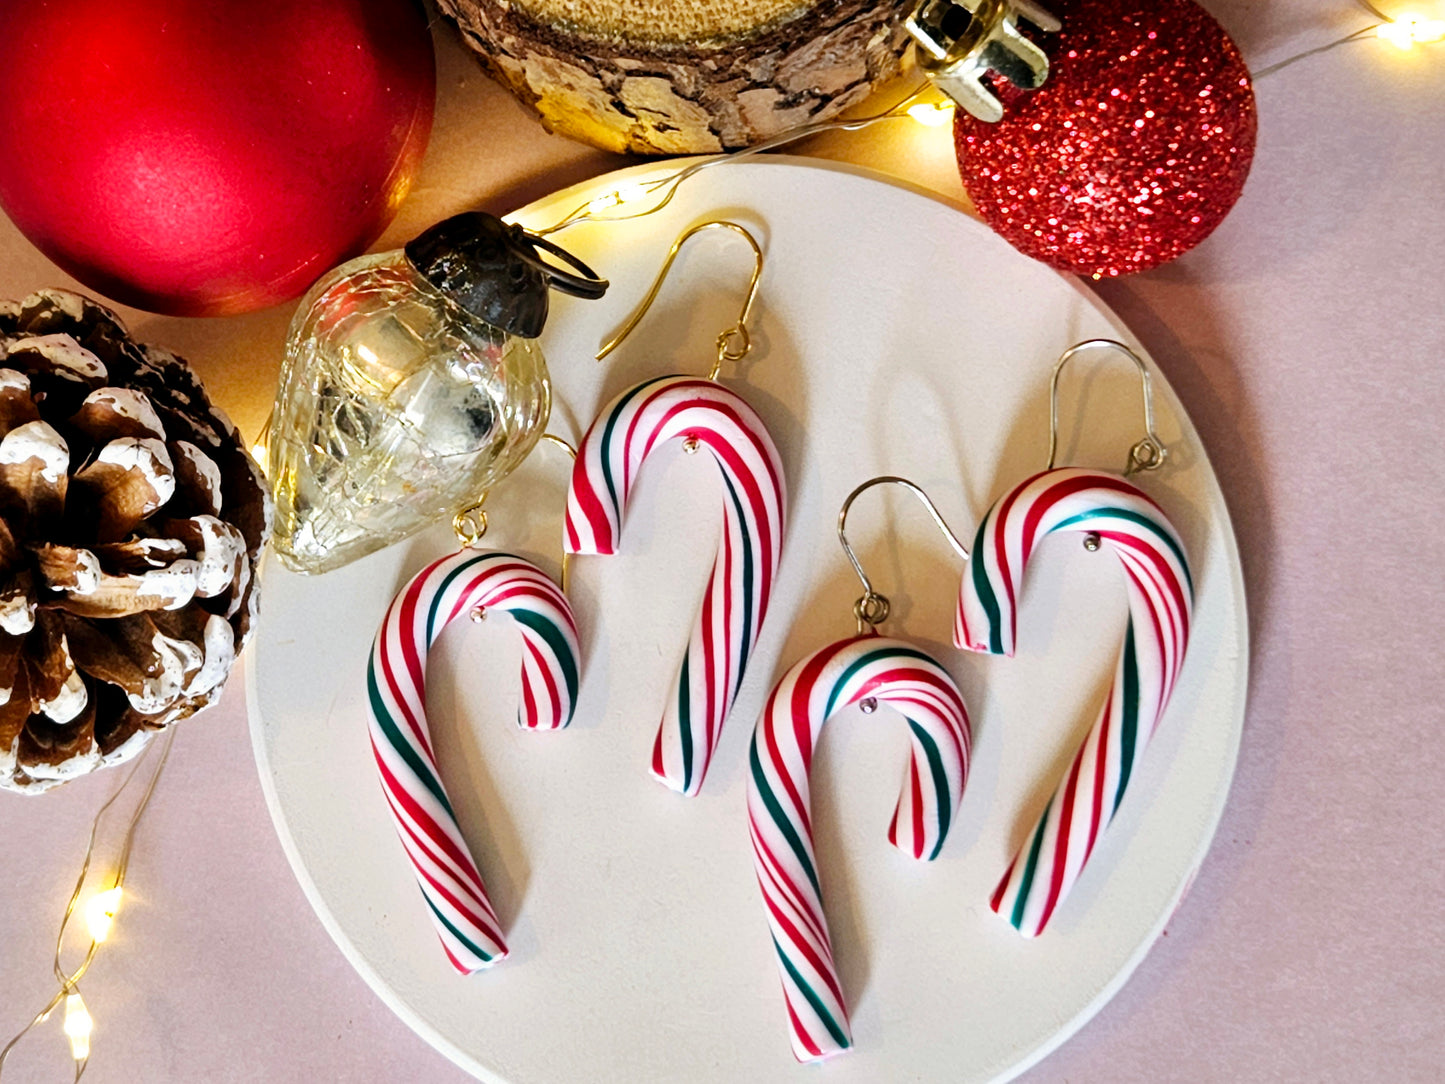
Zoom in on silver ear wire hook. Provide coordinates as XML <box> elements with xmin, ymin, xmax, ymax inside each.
<box><xmin>837</xmin><ymin>476</ymin><xmax>970</xmax><ymax>634</ymax></box>
<box><xmin>1047</xmin><ymin>339</ymin><xmax>1167</xmax><ymax>476</ymax></box>
<box><xmin>595</xmin><ymin>220</ymin><xmax>764</xmax><ymax>381</ymax></box>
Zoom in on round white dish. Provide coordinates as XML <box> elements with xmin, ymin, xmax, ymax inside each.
<box><xmin>248</xmin><ymin>158</ymin><xmax>1247</xmax><ymax>1083</ymax></box>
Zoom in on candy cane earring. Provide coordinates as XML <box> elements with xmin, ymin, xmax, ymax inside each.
<box><xmin>566</xmin><ymin>221</ymin><xmax>785</xmax><ymax>797</ymax></box>
<box><xmin>748</xmin><ymin>477</ymin><xmax>973</xmax><ymax>1062</ymax></box>
<box><xmin>955</xmin><ymin>340</ymin><xmax>1195</xmax><ymax>938</ymax></box>
<box><xmin>367</xmin><ymin>435</ymin><xmax>582</xmax><ymax>973</ymax></box>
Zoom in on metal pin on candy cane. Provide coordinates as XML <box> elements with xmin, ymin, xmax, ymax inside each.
<box><xmin>367</xmin><ymin>436</ymin><xmax>582</xmax><ymax>972</ymax></box>
<box><xmin>748</xmin><ymin>478</ymin><xmax>973</xmax><ymax>1061</ymax></box>
<box><xmin>565</xmin><ymin>222</ymin><xmax>785</xmax><ymax>797</ymax></box>
<box><xmin>955</xmin><ymin>340</ymin><xmax>1194</xmax><ymax>938</ymax></box>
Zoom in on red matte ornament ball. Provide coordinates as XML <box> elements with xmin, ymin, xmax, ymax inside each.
<box><xmin>0</xmin><ymin>0</ymin><xmax>436</xmax><ymax>317</ymax></box>
<box><xmin>954</xmin><ymin>0</ymin><xmax>1257</xmax><ymax>278</ymax></box>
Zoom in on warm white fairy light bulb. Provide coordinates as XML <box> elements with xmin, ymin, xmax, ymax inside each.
<box><xmin>615</xmin><ymin>182</ymin><xmax>655</xmax><ymax>205</ymax></box>
<box><xmin>1378</xmin><ymin>12</ymin><xmax>1445</xmax><ymax>47</ymax></box>
<box><xmin>62</xmin><ymin>993</ymin><xmax>92</xmax><ymax>1062</ymax></box>
<box><xmin>907</xmin><ymin>100</ymin><xmax>955</xmax><ymax>126</ymax></box>
<box><xmin>584</xmin><ymin>190</ymin><xmax>624</xmax><ymax>215</ymax></box>
<box><xmin>84</xmin><ymin>886</ymin><xmax>123</xmax><ymax>944</ymax></box>
<box><xmin>1</xmin><ymin>730</ymin><xmax>177</xmax><ymax>1077</ymax></box>
<box><xmin>583</xmin><ymin>181</ymin><xmax>656</xmax><ymax>217</ymax></box>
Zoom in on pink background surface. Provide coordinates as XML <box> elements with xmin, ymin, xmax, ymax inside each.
<box><xmin>2</xmin><ymin>2</ymin><xmax>1442</xmax><ymax>1080</ymax></box>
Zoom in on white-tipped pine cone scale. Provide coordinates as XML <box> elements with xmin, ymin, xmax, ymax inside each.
<box><xmin>0</xmin><ymin>290</ymin><xmax>271</xmax><ymax>793</ymax></box>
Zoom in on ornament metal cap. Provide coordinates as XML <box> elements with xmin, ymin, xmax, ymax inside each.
<box><xmin>905</xmin><ymin>0</ymin><xmax>1061</xmax><ymax>122</ymax></box>
<box><xmin>405</xmin><ymin>212</ymin><xmax>608</xmax><ymax>339</ymax></box>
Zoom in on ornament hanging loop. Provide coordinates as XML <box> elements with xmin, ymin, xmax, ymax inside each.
<box><xmin>1047</xmin><ymin>339</ymin><xmax>1167</xmax><ymax>476</ymax></box>
<box><xmin>837</xmin><ymin>476</ymin><xmax>970</xmax><ymax>634</ymax></box>
<box><xmin>596</xmin><ymin>220</ymin><xmax>764</xmax><ymax>382</ymax></box>
<box><xmin>906</xmin><ymin>0</ymin><xmax>1061</xmax><ymax>122</ymax></box>
<box><xmin>453</xmin><ymin>434</ymin><xmax>579</xmax><ymax>590</ymax></box>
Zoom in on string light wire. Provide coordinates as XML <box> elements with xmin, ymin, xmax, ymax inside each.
<box><xmin>1255</xmin><ymin>1</ymin><xmax>1443</xmax><ymax>77</ymax></box>
<box><xmin>0</xmin><ymin>727</ymin><xmax>177</xmax><ymax>1081</ymax></box>
<box><xmin>533</xmin><ymin>79</ymin><xmax>932</xmax><ymax>236</ymax></box>
<box><xmin>1254</xmin><ymin>23</ymin><xmax>1382</xmax><ymax>78</ymax></box>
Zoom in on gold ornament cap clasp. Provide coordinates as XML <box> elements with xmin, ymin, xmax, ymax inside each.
<box><xmin>905</xmin><ymin>0</ymin><xmax>1061</xmax><ymax>122</ymax></box>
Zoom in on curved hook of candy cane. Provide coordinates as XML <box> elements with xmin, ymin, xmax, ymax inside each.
<box><xmin>565</xmin><ymin>374</ymin><xmax>786</xmax><ymax>796</ymax></box>
<box><xmin>954</xmin><ymin>467</ymin><xmax>1194</xmax><ymax>937</ymax></box>
<box><xmin>367</xmin><ymin>550</ymin><xmax>582</xmax><ymax>972</ymax></box>
<box><xmin>747</xmin><ymin>635</ymin><xmax>971</xmax><ymax>1062</ymax></box>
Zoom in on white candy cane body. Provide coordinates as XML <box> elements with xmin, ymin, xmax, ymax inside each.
<box><xmin>367</xmin><ymin>550</ymin><xmax>581</xmax><ymax>972</ymax></box>
<box><xmin>955</xmin><ymin>468</ymin><xmax>1193</xmax><ymax>937</ymax></box>
<box><xmin>566</xmin><ymin>375</ymin><xmax>785</xmax><ymax>796</ymax></box>
<box><xmin>746</xmin><ymin>634</ymin><xmax>971</xmax><ymax>1061</ymax></box>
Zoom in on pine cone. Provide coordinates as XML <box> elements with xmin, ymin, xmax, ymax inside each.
<box><xmin>0</xmin><ymin>290</ymin><xmax>271</xmax><ymax>793</ymax></box>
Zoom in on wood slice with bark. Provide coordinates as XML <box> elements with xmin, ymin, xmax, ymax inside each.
<box><xmin>437</xmin><ymin>0</ymin><xmax>915</xmax><ymax>154</ymax></box>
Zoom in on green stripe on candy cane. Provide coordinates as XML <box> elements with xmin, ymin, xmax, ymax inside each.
<box><xmin>747</xmin><ymin>635</ymin><xmax>971</xmax><ymax>1060</ymax></box>
<box><xmin>958</xmin><ymin>468</ymin><xmax>1193</xmax><ymax>938</ymax></box>
<box><xmin>367</xmin><ymin>548</ymin><xmax>581</xmax><ymax>972</ymax></box>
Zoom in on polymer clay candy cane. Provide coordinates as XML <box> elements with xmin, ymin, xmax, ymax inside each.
<box><xmin>367</xmin><ymin>549</ymin><xmax>580</xmax><ymax>972</ymax></box>
<box><xmin>746</xmin><ymin>635</ymin><xmax>971</xmax><ymax>1061</ymax></box>
<box><xmin>955</xmin><ymin>467</ymin><xmax>1193</xmax><ymax>938</ymax></box>
<box><xmin>566</xmin><ymin>374</ymin><xmax>785</xmax><ymax>796</ymax></box>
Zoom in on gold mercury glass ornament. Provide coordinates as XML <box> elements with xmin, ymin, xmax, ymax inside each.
<box><xmin>268</xmin><ymin>213</ymin><xmax>607</xmax><ymax>574</ymax></box>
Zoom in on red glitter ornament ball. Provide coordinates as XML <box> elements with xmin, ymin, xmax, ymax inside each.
<box><xmin>954</xmin><ymin>0</ymin><xmax>1257</xmax><ymax>278</ymax></box>
<box><xmin>0</xmin><ymin>0</ymin><xmax>435</xmax><ymax>317</ymax></box>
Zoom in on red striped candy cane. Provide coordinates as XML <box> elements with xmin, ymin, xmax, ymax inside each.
<box><xmin>566</xmin><ymin>375</ymin><xmax>785</xmax><ymax>796</ymax></box>
<box><xmin>955</xmin><ymin>468</ymin><xmax>1193</xmax><ymax>937</ymax></box>
<box><xmin>746</xmin><ymin>634</ymin><xmax>971</xmax><ymax>1061</ymax></box>
<box><xmin>367</xmin><ymin>549</ymin><xmax>581</xmax><ymax>972</ymax></box>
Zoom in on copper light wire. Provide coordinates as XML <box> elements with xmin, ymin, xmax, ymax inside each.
<box><xmin>0</xmin><ymin>727</ymin><xmax>177</xmax><ymax>1081</ymax></box>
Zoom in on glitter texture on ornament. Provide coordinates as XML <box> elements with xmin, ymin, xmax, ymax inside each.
<box><xmin>953</xmin><ymin>0</ymin><xmax>1257</xmax><ymax>277</ymax></box>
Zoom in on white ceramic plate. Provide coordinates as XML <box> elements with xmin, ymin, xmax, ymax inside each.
<box><xmin>248</xmin><ymin>158</ymin><xmax>1246</xmax><ymax>1083</ymax></box>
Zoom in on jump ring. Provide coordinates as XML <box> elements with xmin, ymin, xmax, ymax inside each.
<box><xmin>453</xmin><ymin>506</ymin><xmax>489</xmax><ymax>548</ymax></box>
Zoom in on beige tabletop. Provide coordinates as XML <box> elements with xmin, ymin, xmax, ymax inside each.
<box><xmin>2</xmin><ymin>2</ymin><xmax>1442</xmax><ymax>1080</ymax></box>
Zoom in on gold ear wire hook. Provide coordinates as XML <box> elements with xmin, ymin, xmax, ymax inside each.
<box><xmin>837</xmin><ymin>476</ymin><xmax>970</xmax><ymax>635</ymax></box>
<box><xmin>595</xmin><ymin>220</ymin><xmax>764</xmax><ymax>381</ymax></box>
<box><xmin>1047</xmin><ymin>339</ymin><xmax>1167</xmax><ymax>476</ymax></box>
<box><xmin>453</xmin><ymin>434</ymin><xmax>579</xmax><ymax>594</ymax></box>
